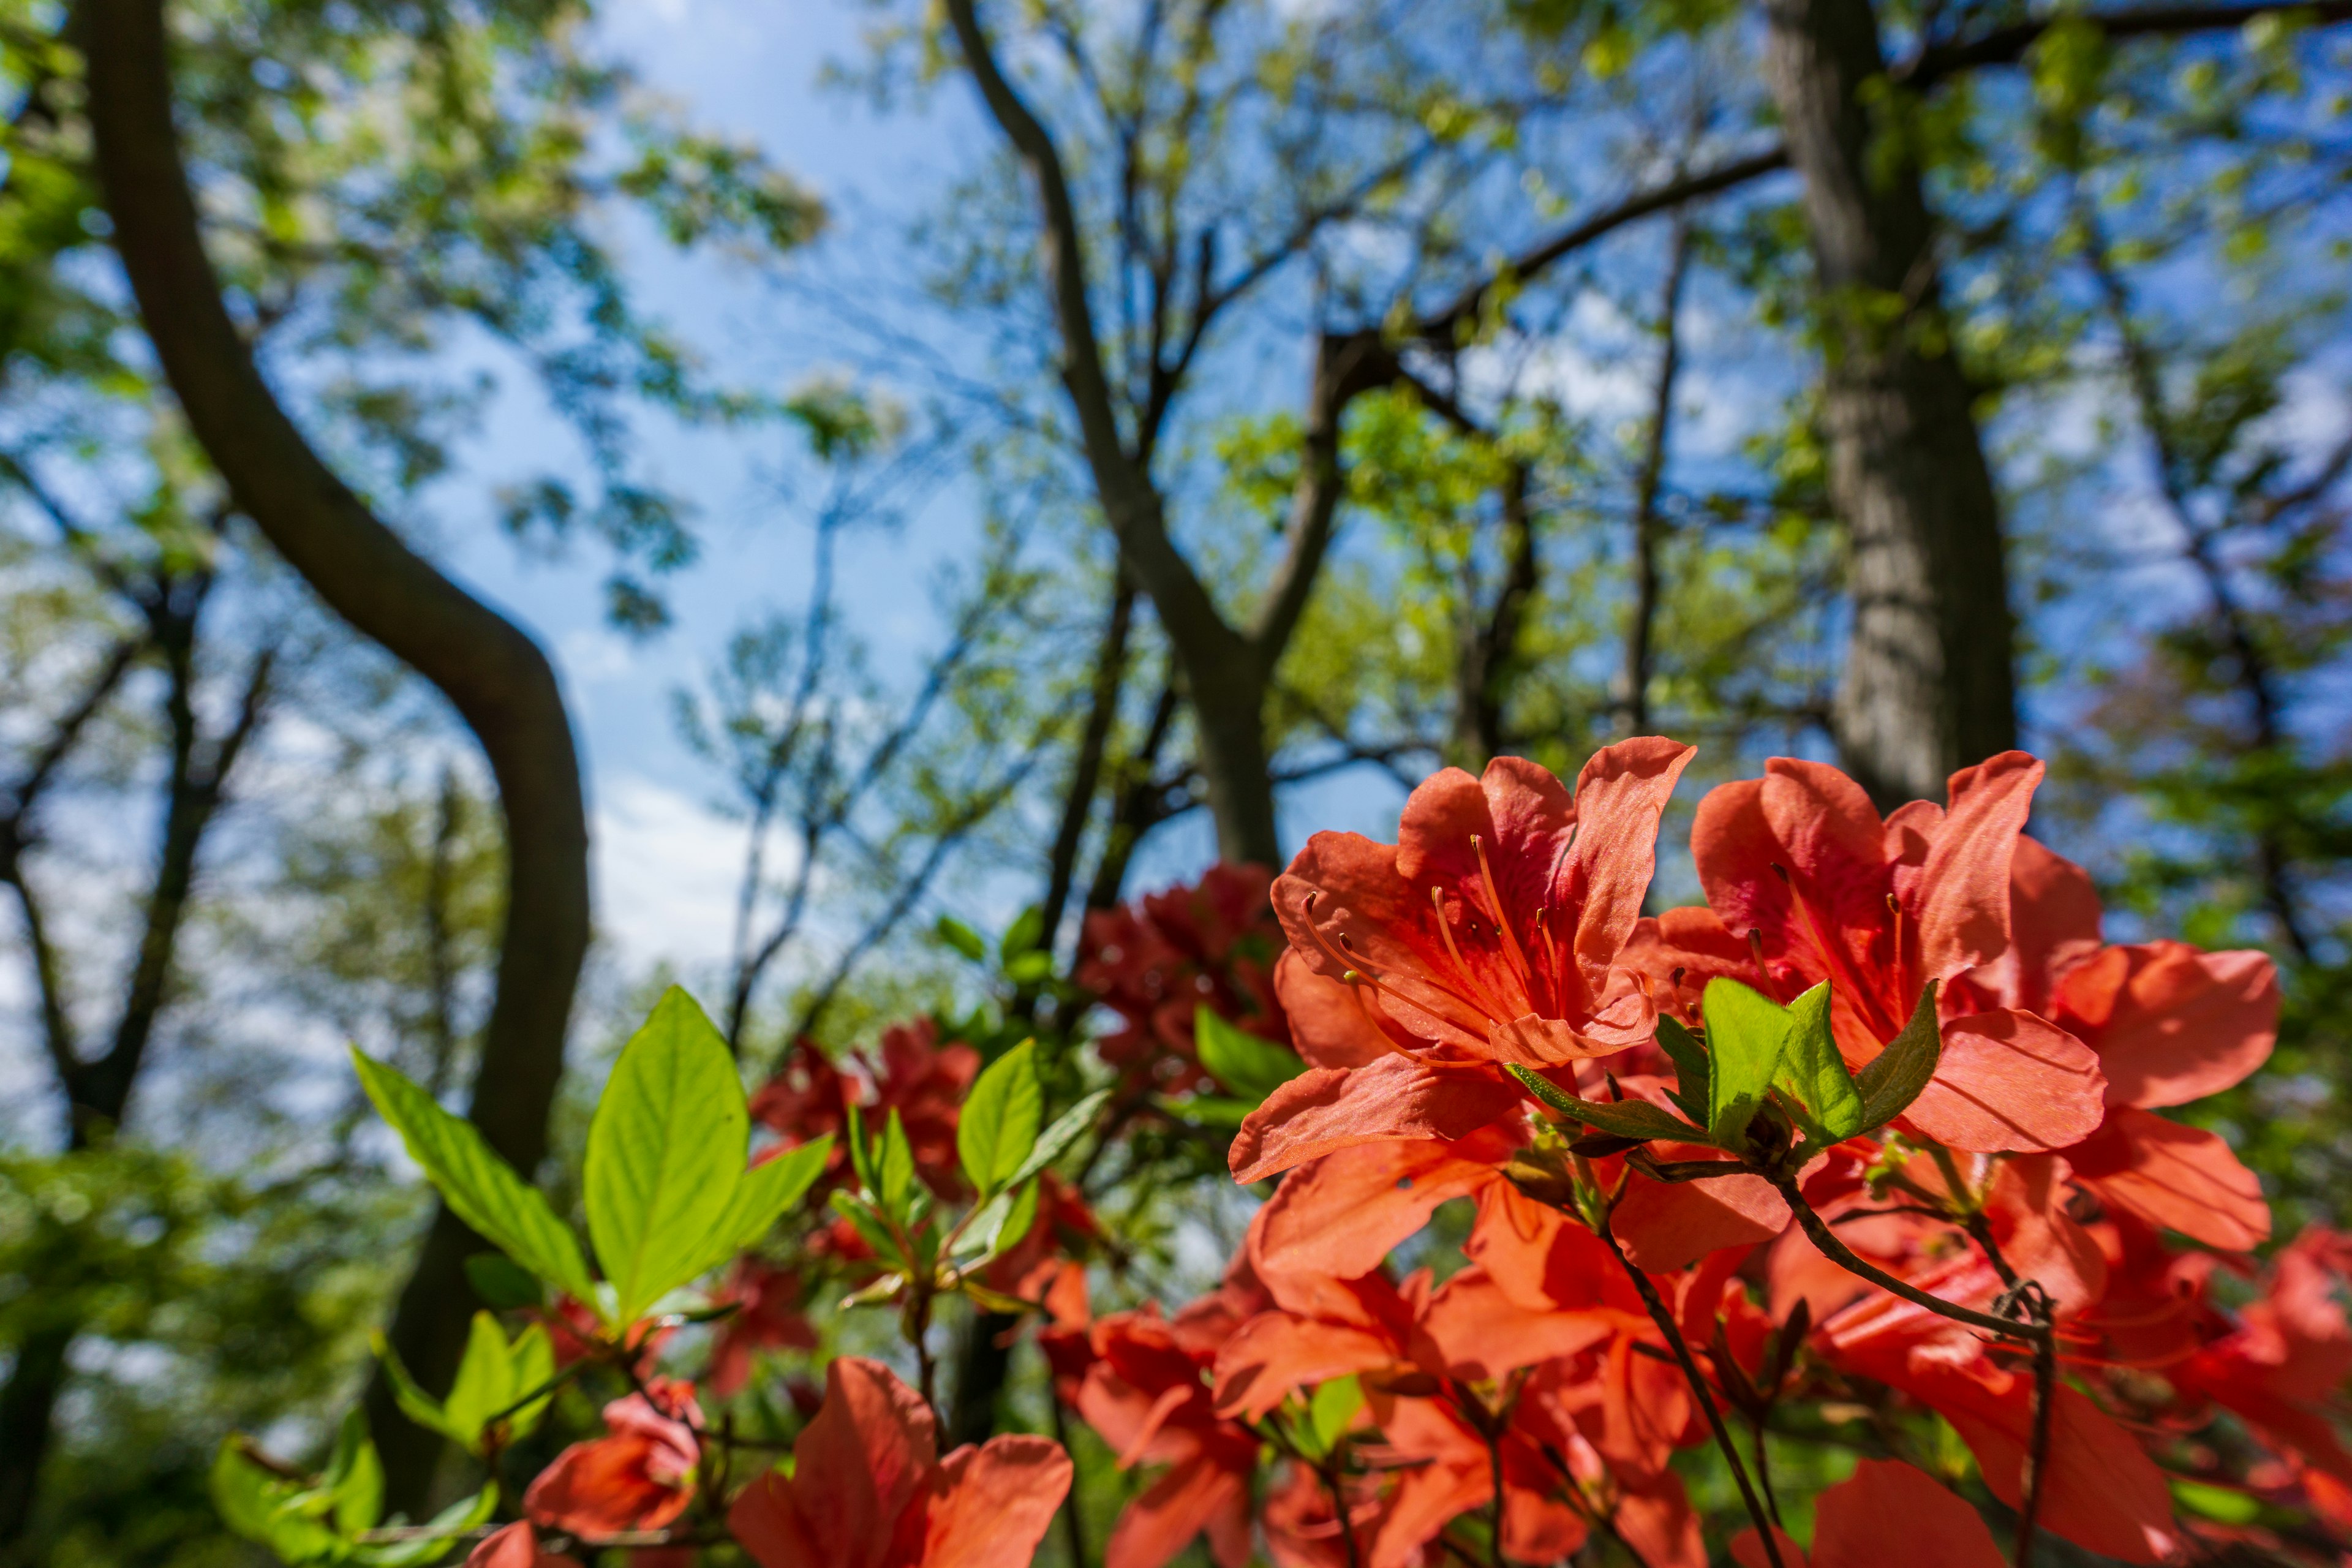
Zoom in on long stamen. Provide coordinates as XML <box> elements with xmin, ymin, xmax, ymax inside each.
<box><xmin>1746</xmin><ymin>927</ymin><xmax>1788</xmax><ymax>1003</ymax></box>
<box><xmin>1470</xmin><ymin>834</ymin><xmax>1541</xmax><ymax>1005</ymax></box>
<box><xmin>1428</xmin><ymin>884</ymin><xmax>1504</xmax><ymax>1027</ymax></box>
<box><xmin>1885</xmin><ymin>892</ymin><xmax>1914</xmax><ymax>1014</ymax></box>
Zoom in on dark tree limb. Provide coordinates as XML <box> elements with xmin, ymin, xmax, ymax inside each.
<box><xmin>1616</xmin><ymin>213</ymin><xmax>1695</xmax><ymax>738</ymax></box>
<box><xmin>83</xmin><ymin>0</ymin><xmax>592</xmax><ymax>1511</ymax></box>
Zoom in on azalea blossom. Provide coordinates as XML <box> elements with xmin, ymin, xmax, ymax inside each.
<box><xmin>464</xmin><ymin>1523</ymin><xmax>581</xmax><ymax>1568</ymax></box>
<box><xmin>1235</xmin><ymin>740</ymin><xmax>1694</xmax><ymax>1183</ymax></box>
<box><xmin>729</xmin><ymin>1356</ymin><xmax>1071</xmax><ymax>1568</ymax></box>
<box><xmin>1079</xmin><ymin>862</ymin><xmax>1294</xmax><ymax>1088</ymax></box>
<box><xmin>1732</xmin><ymin>1461</ymin><xmax>2002</xmax><ymax>1568</ymax></box>
<box><xmin>522</xmin><ymin>1378</ymin><xmax>701</xmax><ymax>1539</ymax></box>
<box><xmin>1629</xmin><ymin>752</ymin><xmax>2111</xmax><ymax>1153</ymax></box>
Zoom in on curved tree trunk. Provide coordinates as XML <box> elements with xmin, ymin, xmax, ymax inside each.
<box><xmin>83</xmin><ymin>0</ymin><xmax>592</xmax><ymax>1512</ymax></box>
<box><xmin>1763</xmin><ymin>0</ymin><xmax>2019</xmax><ymax>806</ymax></box>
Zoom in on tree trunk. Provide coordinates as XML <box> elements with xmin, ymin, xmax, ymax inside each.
<box><xmin>1763</xmin><ymin>0</ymin><xmax>2018</xmax><ymax>807</ymax></box>
<box><xmin>83</xmin><ymin>0</ymin><xmax>592</xmax><ymax>1513</ymax></box>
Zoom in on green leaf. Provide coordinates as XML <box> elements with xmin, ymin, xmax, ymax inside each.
<box><xmin>828</xmin><ymin>1188</ymin><xmax>908</xmax><ymax>1272</ymax></box>
<box><xmin>1771</xmin><ymin>982</ymin><xmax>1864</xmax><ymax>1140</ymax></box>
<box><xmin>1004</xmin><ymin>950</ymin><xmax>1055</xmax><ymax>984</ymax></box>
<box><xmin>2170</xmin><ymin>1480</ymin><xmax>2263</xmax><ymax>1526</ymax></box>
<box><xmin>956</xmin><ymin>1176</ymin><xmax>1039</xmax><ymax>1263</ymax></box>
<box><xmin>502</xmin><ymin>1324</ymin><xmax>557</xmax><ymax>1440</ymax></box>
<box><xmin>1308</xmin><ymin>1374</ymin><xmax>1363</xmax><ymax>1454</ymax></box>
<box><xmin>1656</xmin><ymin>1016</ymin><xmax>1710</xmax><ymax>1107</ymax></box>
<box><xmin>674</xmin><ymin>1136</ymin><xmax>834</xmax><ymax>1285</ymax></box>
<box><xmin>934</xmin><ymin>916</ymin><xmax>988</xmax><ymax>963</ymax></box>
<box><xmin>442</xmin><ymin>1312</ymin><xmax>516</xmax><ymax>1449</ymax></box>
<box><xmin>1000</xmin><ymin>905</ymin><xmax>1046</xmax><ymax>960</ymax></box>
<box><xmin>846</xmin><ymin>1102</ymin><xmax>876</xmax><ymax>1196</ymax></box>
<box><xmin>1194</xmin><ymin>1007</ymin><xmax>1308</xmax><ymax>1104</ymax></box>
<box><xmin>352</xmin><ymin>1050</ymin><xmax>596</xmax><ymax>1308</ymax></box>
<box><xmin>463</xmin><ymin>1252</ymin><xmax>543</xmax><ymax>1311</ymax></box>
<box><xmin>875</xmin><ymin>1108</ymin><xmax>917</xmax><ymax>1221</ymax></box>
<box><xmin>584</xmin><ymin>986</ymin><xmax>750</xmax><ymax>1323</ymax></box>
<box><xmin>322</xmin><ymin>1411</ymin><xmax>382</xmax><ymax>1534</ymax></box>
<box><xmin>1008</xmin><ymin>1088</ymin><xmax>1112</xmax><ymax>1188</ymax></box>
<box><xmin>1700</xmin><ymin>978</ymin><xmax>1790</xmax><ymax>1147</ymax></box>
<box><xmin>959</xmin><ymin>1040</ymin><xmax>1043</xmax><ymax>1196</ymax></box>
<box><xmin>368</xmin><ymin>1332</ymin><xmax>451</xmax><ymax>1442</ymax></box>
<box><xmin>1856</xmin><ymin>981</ymin><xmax>1942</xmax><ymax>1131</ymax></box>
<box><xmin>353</xmin><ymin>1485</ymin><xmax>499</xmax><ymax>1567</ymax></box>
<box><xmin>211</xmin><ymin>1439</ymin><xmax>344</xmax><ymax>1564</ymax></box>
<box><xmin>1506</xmin><ymin>1065</ymin><xmax>1711</xmax><ymax>1144</ymax></box>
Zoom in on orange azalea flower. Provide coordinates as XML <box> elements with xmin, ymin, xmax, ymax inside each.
<box><xmin>1237</xmin><ymin>741</ymin><xmax>1694</xmax><ymax>1183</ymax></box>
<box><xmin>729</xmin><ymin>1357</ymin><xmax>1070</xmax><ymax>1568</ymax></box>
<box><xmin>1630</xmin><ymin>752</ymin><xmax>2111</xmax><ymax>1153</ymax></box>
<box><xmin>522</xmin><ymin>1379</ymin><xmax>701</xmax><ymax>1540</ymax></box>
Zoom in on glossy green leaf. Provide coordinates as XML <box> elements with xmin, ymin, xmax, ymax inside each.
<box><xmin>1655</xmin><ymin>1016</ymin><xmax>1709</xmax><ymax>1121</ymax></box>
<box><xmin>1195</xmin><ymin>1006</ymin><xmax>1308</xmax><ymax>1103</ymax></box>
<box><xmin>1856</xmin><ymin>981</ymin><xmax>1943</xmax><ymax>1131</ymax></box>
<box><xmin>352</xmin><ymin>1049</ymin><xmax>595</xmax><ymax>1306</ymax></box>
<box><xmin>1008</xmin><ymin>1087</ymin><xmax>1112</xmax><ymax>1187</ymax></box>
<box><xmin>829</xmin><ymin>1188</ymin><xmax>908</xmax><ymax>1272</ymax></box>
<box><xmin>1000</xmin><ymin>904</ymin><xmax>1046</xmax><ymax>959</ymax></box>
<box><xmin>960</xmin><ymin>1040</ymin><xmax>1043</xmax><ymax>1196</ymax></box>
<box><xmin>211</xmin><ymin>1439</ymin><xmax>344</xmax><ymax>1564</ymax></box>
<box><xmin>584</xmin><ymin>986</ymin><xmax>750</xmax><ymax>1323</ymax></box>
<box><xmin>1701</xmin><ymin>978</ymin><xmax>1789</xmax><ymax>1147</ymax></box>
<box><xmin>1771</xmin><ymin>982</ymin><xmax>1864</xmax><ymax>1139</ymax></box>
<box><xmin>1506</xmin><ymin>1064</ymin><xmax>1712</xmax><ymax>1144</ymax></box>
<box><xmin>846</xmin><ymin>1102</ymin><xmax>877</xmax><ymax>1196</ymax></box>
<box><xmin>956</xmin><ymin>1175</ymin><xmax>1040</xmax><ymax>1262</ymax></box>
<box><xmin>875</xmin><ymin>1107</ymin><xmax>917</xmax><ymax>1221</ymax></box>
<box><xmin>442</xmin><ymin>1312</ymin><xmax>519</xmax><ymax>1449</ymax></box>
<box><xmin>674</xmin><ymin>1136</ymin><xmax>834</xmax><ymax>1284</ymax></box>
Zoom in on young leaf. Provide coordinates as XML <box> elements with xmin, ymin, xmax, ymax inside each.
<box><xmin>959</xmin><ymin>1039</ymin><xmax>1044</xmax><ymax>1196</ymax></box>
<box><xmin>1008</xmin><ymin>1087</ymin><xmax>1112</xmax><ymax>1188</ymax></box>
<box><xmin>1308</xmin><ymin>1374</ymin><xmax>1364</xmax><ymax>1455</ymax></box>
<box><xmin>846</xmin><ymin>1101</ymin><xmax>876</xmax><ymax>1196</ymax></box>
<box><xmin>673</xmin><ymin>1136</ymin><xmax>835</xmax><ymax>1285</ymax></box>
<box><xmin>369</xmin><ymin>1331</ymin><xmax>452</xmax><ymax>1442</ymax></box>
<box><xmin>1194</xmin><ymin>1007</ymin><xmax>1307</xmax><ymax>1104</ymax></box>
<box><xmin>957</xmin><ymin>1175</ymin><xmax>1042</xmax><ymax>1262</ymax></box>
<box><xmin>875</xmin><ymin>1108</ymin><xmax>918</xmax><ymax>1221</ymax></box>
<box><xmin>323</xmin><ymin>1409</ymin><xmax>383</xmax><ymax>1534</ymax></box>
<box><xmin>1000</xmin><ymin>904</ymin><xmax>1046</xmax><ymax>960</ymax></box>
<box><xmin>1506</xmin><ymin>1064</ymin><xmax>1712</xmax><ymax>1144</ymax></box>
<box><xmin>442</xmin><ymin>1312</ymin><xmax>517</xmax><ymax>1449</ymax></box>
<box><xmin>1700</xmin><ymin>978</ymin><xmax>1790</xmax><ymax>1147</ymax></box>
<box><xmin>829</xmin><ymin>1188</ymin><xmax>910</xmax><ymax>1272</ymax></box>
<box><xmin>211</xmin><ymin>1439</ymin><xmax>343</xmax><ymax>1564</ymax></box>
<box><xmin>1856</xmin><ymin>981</ymin><xmax>1943</xmax><ymax>1131</ymax></box>
<box><xmin>352</xmin><ymin>1050</ymin><xmax>596</xmax><ymax>1305</ymax></box>
<box><xmin>934</xmin><ymin>915</ymin><xmax>988</xmax><ymax>963</ymax></box>
<box><xmin>502</xmin><ymin>1323</ymin><xmax>557</xmax><ymax>1440</ymax></box>
<box><xmin>585</xmin><ymin>987</ymin><xmax>752</xmax><ymax>1323</ymax></box>
<box><xmin>1771</xmin><ymin>982</ymin><xmax>1865</xmax><ymax>1140</ymax></box>
<box><xmin>1656</xmin><ymin>1016</ymin><xmax>1711</xmax><ymax>1114</ymax></box>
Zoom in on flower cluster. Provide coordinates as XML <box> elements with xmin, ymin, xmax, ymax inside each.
<box><xmin>1052</xmin><ymin>743</ymin><xmax>2345</xmax><ymax>1568</ymax></box>
<box><xmin>213</xmin><ymin>741</ymin><xmax>2346</xmax><ymax>1568</ymax></box>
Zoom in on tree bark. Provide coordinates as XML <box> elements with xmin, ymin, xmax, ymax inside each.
<box><xmin>1616</xmin><ymin>216</ymin><xmax>1694</xmax><ymax>740</ymax></box>
<box><xmin>1764</xmin><ymin>0</ymin><xmax>2019</xmax><ymax>807</ymax></box>
<box><xmin>83</xmin><ymin>0</ymin><xmax>593</xmax><ymax>1513</ymax></box>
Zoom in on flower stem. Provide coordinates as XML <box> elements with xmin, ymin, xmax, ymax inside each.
<box><xmin>1594</xmin><ymin>1219</ymin><xmax>1787</xmax><ymax>1568</ymax></box>
<box><xmin>2015</xmin><ymin>1322</ymin><xmax>2056</xmax><ymax>1568</ymax></box>
<box><xmin>1769</xmin><ymin>1176</ymin><xmax>2048</xmax><ymax>1346</ymax></box>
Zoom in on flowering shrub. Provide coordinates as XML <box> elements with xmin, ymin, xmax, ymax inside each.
<box><xmin>210</xmin><ymin>742</ymin><xmax>2352</xmax><ymax>1568</ymax></box>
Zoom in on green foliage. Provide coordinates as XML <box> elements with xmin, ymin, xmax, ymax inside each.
<box><xmin>210</xmin><ymin>1412</ymin><xmax>495</xmax><ymax>1567</ymax></box>
<box><xmin>959</xmin><ymin>1039</ymin><xmax>1045</xmax><ymax>1196</ymax></box>
<box><xmin>1855</xmin><ymin>984</ymin><xmax>1943</xmax><ymax>1134</ymax></box>
<box><xmin>1193</xmin><ymin>1007</ymin><xmax>1308</xmax><ymax>1104</ymax></box>
<box><xmin>372</xmin><ymin>1312</ymin><xmax>554</xmax><ymax>1455</ymax></box>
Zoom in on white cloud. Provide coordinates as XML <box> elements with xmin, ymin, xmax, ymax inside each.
<box><xmin>592</xmin><ymin>774</ymin><xmax>749</xmax><ymax>973</ymax></box>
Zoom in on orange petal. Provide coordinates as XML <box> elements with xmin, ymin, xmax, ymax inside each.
<box><xmin>1901</xmin><ymin>1008</ymin><xmax>2106</xmax><ymax>1153</ymax></box>
<box><xmin>1611</xmin><ymin>1169</ymin><xmax>1788</xmax><ymax>1272</ymax></box>
<box><xmin>1229</xmin><ymin>1055</ymin><xmax>1523</xmax><ymax>1183</ymax></box>
<box><xmin>2069</xmin><ymin>1107</ymin><xmax>2269</xmax><ymax>1250</ymax></box>
<box><xmin>922</xmin><ymin>1434</ymin><xmax>1074</xmax><ymax>1568</ymax></box>
<box><xmin>2061</xmin><ymin>942</ymin><xmax>2277</xmax><ymax>1109</ymax></box>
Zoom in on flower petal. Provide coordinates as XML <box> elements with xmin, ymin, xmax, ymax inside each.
<box><xmin>1899</xmin><ymin>1008</ymin><xmax>2106</xmax><ymax>1153</ymax></box>
<box><xmin>1611</xmin><ymin>1169</ymin><xmax>1789</xmax><ymax>1272</ymax></box>
<box><xmin>1229</xmin><ymin>1056</ymin><xmax>1523</xmax><ymax>1183</ymax></box>
<box><xmin>1910</xmin><ymin>751</ymin><xmax>2041</xmax><ymax>981</ymax></box>
<box><xmin>1248</xmin><ymin>1134</ymin><xmax>1509</xmax><ymax>1282</ymax></box>
<box><xmin>2068</xmin><ymin>1107</ymin><xmax>2270</xmax><ymax>1251</ymax></box>
<box><xmin>2057</xmin><ymin>942</ymin><xmax>2278</xmax><ymax>1109</ymax></box>
<box><xmin>1807</xmin><ymin>1461</ymin><xmax>2002</xmax><ymax>1568</ymax></box>
<box><xmin>922</xmin><ymin>1435</ymin><xmax>1075</xmax><ymax>1568</ymax></box>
